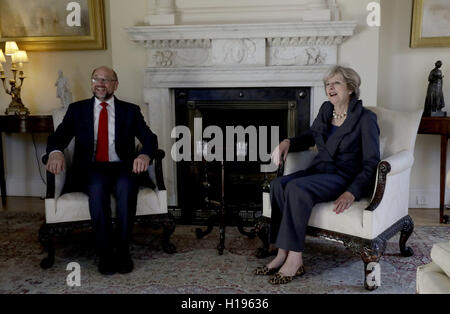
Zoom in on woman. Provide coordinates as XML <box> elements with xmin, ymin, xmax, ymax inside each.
<box><xmin>255</xmin><ymin>65</ymin><xmax>380</xmax><ymax>285</ymax></box>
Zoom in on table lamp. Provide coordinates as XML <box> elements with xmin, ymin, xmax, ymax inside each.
<box><xmin>0</xmin><ymin>41</ymin><xmax>31</xmax><ymax>116</ymax></box>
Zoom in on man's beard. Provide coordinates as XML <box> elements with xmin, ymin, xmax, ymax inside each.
<box><xmin>93</xmin><ymin>91</ymin><xmax>114</xmax><ymax>101</ymax></box>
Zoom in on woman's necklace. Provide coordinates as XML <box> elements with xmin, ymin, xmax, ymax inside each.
<box><xmin>332</xmin><ymin>110</ymin><xmax>347</xmax><ymax>119</ymax></box>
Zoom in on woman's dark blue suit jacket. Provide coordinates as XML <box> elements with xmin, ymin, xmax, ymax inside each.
<box><xmin>289</xmin><ymin>98</ymin><xmax>380</xmax><ymax>201</ymax></box>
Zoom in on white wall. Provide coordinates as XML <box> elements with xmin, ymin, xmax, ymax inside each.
<box><xmin>109</xmin><ymin>0</ymin><xmax>148</xmax><ymax>116</ymax></box>
<box><xmin>378</xmin><ymin>0</ymin><xmax>450</xmax><ymax>208</ymax></box>
<box><xmin>339</xmin><ymin>0</ymin><xmax>380</xmax><ymax>107</ymax></box>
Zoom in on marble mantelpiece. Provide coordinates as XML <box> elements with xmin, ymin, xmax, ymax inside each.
<box><xmin>126</xmin><ymin>21</ymin><xmax>356</xmax><ymax>205</ymax></box>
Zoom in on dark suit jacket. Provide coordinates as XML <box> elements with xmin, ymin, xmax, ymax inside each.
<box><xmin>289</xmin><ymin>98</ymin><xmax>380</xmax><ymax>200</ymax></box>
<box><xmin>47</xmin><ymin>97</ymin><xmax>158</xmax><ymax>187</ymax></box>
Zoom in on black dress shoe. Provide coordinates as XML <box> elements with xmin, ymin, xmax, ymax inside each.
<box><xmin>98</xmin><ymin>256</ymin><xmax>116</xmax><ymax>275</ymax></box>
<box><xmin>117</xmin><ymin>252</ymin><xmax>134</xmax><ymax>274</ymax></box>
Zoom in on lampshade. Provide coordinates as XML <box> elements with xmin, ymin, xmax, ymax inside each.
<box><xmin>12</xmin><ymin>51</ymin><xmax>29</xmax><ymax>64</ymax></box>
<box><xmin>5</xmin><ymin>41</ymin><xmax>19</xmax><ymax>56</ymax></box>
<box><xmin>0</xmin><ymin>50</ymin><xmax>6</xmax><ymax>63</ymax></box>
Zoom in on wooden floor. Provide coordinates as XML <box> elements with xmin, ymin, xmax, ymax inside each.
<box><xmin>409</xmin><ymin>208</ymin><xmax>449</xmax><ymax>227</ymax></box>
<box><xmin>1</xmin><ymin>196</ymin><xmax>449</xmax><ymax>227</ymax></box>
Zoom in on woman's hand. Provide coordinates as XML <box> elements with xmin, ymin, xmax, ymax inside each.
<box><xmin>271</xmin><ymin>139</ymin><xmax>291</xmax><ymax>166</ymax></box>
<box><xmin>333</xmin><ymin>191</ymin><xmax>355</xmax><ymax>214</ymax></box>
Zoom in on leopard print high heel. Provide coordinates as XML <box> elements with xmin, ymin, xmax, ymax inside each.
<box><xmin>254</xmin><ymin>265</ymin><xmax>281</xmax><ymax>276</ymax></box>
<box><xmin>268</xmin><ymin>265</ymin><xmax>306</xmax><ymax>285</ymax></box>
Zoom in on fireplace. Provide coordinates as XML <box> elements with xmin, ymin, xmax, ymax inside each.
<box><xmin>173</xmin><ymin>87</ymin><xmax>310</xmax><ymax>224</ymax></box>
<box><xmin>126</xmin><ymin>13</ymin><xmax>356</xmax><ymax>213</ymax></box>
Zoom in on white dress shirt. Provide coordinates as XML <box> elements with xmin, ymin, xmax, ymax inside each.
<box><xmin>94</xmin><ymin>97</ymin><xmax>120</xmax><ymax>162</ymax></box>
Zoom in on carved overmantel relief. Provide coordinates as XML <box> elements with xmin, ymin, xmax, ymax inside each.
<box><xmin>129</xmin><ymin>22</ymin><xmax>355</xmax><ymax>68</ymax></box>
<box><xmin>127</xmin><ymin>1</ymin><xmax>356</xmax><ymax>205</ymax></box>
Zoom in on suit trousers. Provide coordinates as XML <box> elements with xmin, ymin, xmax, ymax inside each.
<box><xmin>85</xmin><ymin>162</ymin><xmax>138</xmax><ymax>255</ymax></box>
<box><xmin>270</xmin><ymin>168</ymin><xmax>350</xmax><ymax>252</ymax></box>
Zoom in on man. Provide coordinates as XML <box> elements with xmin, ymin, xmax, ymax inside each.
<box><xmin>46</xmin><ymin>66</ymin><xmax>158</xmax><ymax>275</ymax></box>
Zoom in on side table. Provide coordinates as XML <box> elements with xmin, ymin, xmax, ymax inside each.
<box><xmin>417</xmin><ymin>116</ymin><xmax>450</xmax><ymax>224</ymax></box>
<box><xmin>0</xmin><ymin>115</ymin><xmax>54</xmax><ymax>205</ymax></box>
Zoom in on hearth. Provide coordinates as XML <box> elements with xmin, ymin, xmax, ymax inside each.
<box><xmin>173</xmin><ymin>87</ymin><xmax>310</xmax><ymax>225</ymax></box>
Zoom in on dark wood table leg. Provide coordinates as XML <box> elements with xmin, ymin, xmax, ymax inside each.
<box><xmin>0</xmin><ymin>133</ymin><xmax>6</xmax><ymax>206</ymax></box>
<box><xmin>441</xmin><ymin>135</ymin><xmax>448</xmax><ymax>224</ymax></box>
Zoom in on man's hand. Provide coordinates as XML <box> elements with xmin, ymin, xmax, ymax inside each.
<box><xmin>133</xmin><ymin>154</ymin><xmax>150</xmax><ymax>174</ymax></box>
<box><xmin>46</xmin><ymin>152</ymin><xmax>65</xmax><ymax>175</ymax></box>
<box><xmin>271</xmin><ymin>139</ymin><xmax>291</xmax><ymax>166</ymax></box>
<box><xmin>333</xmin><ymin>191</ymin><xmax>355</xmax><ymax>214</ymax></box>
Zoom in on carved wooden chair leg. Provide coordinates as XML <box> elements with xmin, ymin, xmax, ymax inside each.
<box><xmin>255</xmin><ymin>217</ymin><xmax>271</xmax><ymax>258</ymax></box>
<box><xmin>236</xmin><ymin>214</ymin><xmax>256</xmax><ymax>239</ymax></box>
<box><xmin>162</xmin><ymin>214</ymin><xmax>177</xmax><ymax>254</ymax></box>
<box><xmin>361</xmin><ymin>249</ymin><xmax>384</xmax><ymax>291</ymax></box>
<box><xmin>39</xmin><ymin>223</ymin><xmax>55</xmax><ymax>269</ymax></box>
<box><xmin>399</xmin><ymin>215</ymin><xmax>414</xmax><ymax>257</ymax></box>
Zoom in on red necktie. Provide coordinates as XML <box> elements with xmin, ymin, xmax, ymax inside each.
<box><xmin>96</xmin><ymin>102</ymin><xmax>109</xmax><ymax>162</ymax></box>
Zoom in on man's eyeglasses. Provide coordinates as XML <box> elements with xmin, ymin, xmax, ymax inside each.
<box><xmin>91</xmin><ymin>77</ymin><xmax>117</xmax><ymax>84</ymax></box>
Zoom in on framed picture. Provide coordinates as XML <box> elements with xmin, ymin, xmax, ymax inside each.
<box><xmin>0</xmin><ymin>0</ymin><xmax>106</xmax><ymax>51</ymax></box>
<box><xmin>411</xmin><ymin>0</ymin><xmax>450</xmax><ymax>48</ymax></box>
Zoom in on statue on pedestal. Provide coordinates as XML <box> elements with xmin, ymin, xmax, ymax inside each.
<box><xmin>424</xmin><ymin>60</ymin><xmax>446</xmax><ymax>117</ymax></box>
<box><xmin>55</xmin><ymin>70</ymin><xmax>72</xmax><ymax>109</ymax></box>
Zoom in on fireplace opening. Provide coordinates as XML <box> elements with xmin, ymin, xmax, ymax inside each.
<box><xmin>173</xmin><ymin>87</ymin><xmax>310</xmax><ymax>225</ymax></box>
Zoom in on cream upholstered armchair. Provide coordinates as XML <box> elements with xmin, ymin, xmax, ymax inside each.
<box><xmin>256</xmin><ymin>106</ymin><xmax>423</xmax><ymax>291</ymax></box>
<box><xmin>39</xmin><ymin>108</ymin><xmax>176</xmax><ymax>269</ymax></box>
<box><xmin>416</xmin><ymin>239</ymin><xmax>450</xmax><ymax>294</ymax></box>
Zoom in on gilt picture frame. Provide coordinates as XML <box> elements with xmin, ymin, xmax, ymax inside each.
<box><xmin>0</xmin><ymin>0</ymin><xmax>106</xmax><ymax>51</ymax></box>
<box><xmin>411</xmin><ymin>0</ymin><xmax>450</xmax><ymax>48</ymax></box>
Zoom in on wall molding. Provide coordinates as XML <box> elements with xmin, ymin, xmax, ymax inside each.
<box><xmin>147</xmin><ymin>0</ymin><xmax>340</xmax><ymax>24</ymax></box>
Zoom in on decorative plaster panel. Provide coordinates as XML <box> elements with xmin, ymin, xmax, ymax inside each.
<box><xmin>212</xmin><ymin>39</ymin><xmax>265</xmax><ymax>66</ymax></box>
<box><xmin>128</xmin><ymin>22</ymin><xmax>355</xmax><ymax>69</ymax></box>
<box><xmin>148</xmin><ymin>49</ymin><xmax>212</xmax><ymax>67</ymax></box>
<box><xmin>269</xmin><ymin>46</ymin><xmax>337</xmax><ymax>66</ymax></box>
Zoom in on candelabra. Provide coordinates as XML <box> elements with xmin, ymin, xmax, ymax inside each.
<box><xmin>0</xmin><ymin>41</ymin><xmax>30</xmax><ymax>116</ymax></box>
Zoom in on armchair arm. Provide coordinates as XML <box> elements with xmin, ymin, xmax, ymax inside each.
<box><xmin>262</xmin><ymin>150</ymin><xmax>316</xmax><ymax>218</ymax></box>
<box><xmin>282</xmin><ymin>150</ymin><xmax>318</xmax><ymax>176</ymax></box>
<box><xmin>41</xmin><ymin>154</ymin><xmax>56</xmax><ymax>199</ymax></box>
<box><xmin>366</xmin><ymin>150</ymin><xmax>414</xmax><ymax>212</ymax></box>
<box><xmin>153</xmin><ymin>149</ymin><xmax>166</xmax><ymax>191</ymax></box>
<box><xmin>136</xmin><ymin>142</ymin><xmax>166</xmax><ymax>191</ymax></box>
<box><xmin>383</xmin><ymin>150</ymin><xmax>414</xmax><ymax>176</ymax></box>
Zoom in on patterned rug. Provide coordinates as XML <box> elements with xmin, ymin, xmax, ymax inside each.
<box><xmin>0</xmin><ymin>211</ymin><xmax>448</xmax><ymax>294</ymax></box>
